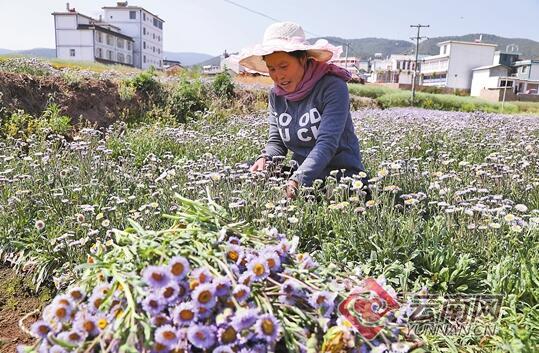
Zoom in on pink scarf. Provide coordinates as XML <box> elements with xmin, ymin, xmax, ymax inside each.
<box><xmin>272</xmin><ymin>59</ymin><xmax>352</xmax><ymax>102</ymax></box>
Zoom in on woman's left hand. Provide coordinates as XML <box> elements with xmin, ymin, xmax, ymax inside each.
<box><xmin>285</xmin><ymin>180</ymin><xmax>299</xmax><ymax>200</ymax></box>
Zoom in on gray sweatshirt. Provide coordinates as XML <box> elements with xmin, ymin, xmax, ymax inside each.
<box><xmin>261</xmin><ymin>75</ymin><xmax>365</xmax><ymax>186</ymax></box>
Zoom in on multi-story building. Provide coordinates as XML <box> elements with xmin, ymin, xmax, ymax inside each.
<box><xmin>102</xmin><ymin>2</ymin><xmax>164</xmax><ymax>69</ymax></box>
<box><xmin>52</xmin><ymin>5</ymin><xmax>134</xmax><ymax>66</ymax></box>
<box><xmin>53</xmin><ymin>2</ymin><xmax>163</xmax><ymax>69</ymax></box>
<box><xmin>368</xmin><ymin>54</ymin><xmax>421</xmax><ymax>84</ymax></box>
<box><xmin>420</xmin><ymin>40</ymin><xmax>497</xmax><ymax>89</ymax></box>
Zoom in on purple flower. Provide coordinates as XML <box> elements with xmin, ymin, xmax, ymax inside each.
<box><xmin>47</xmin><ymin>302</ymin><xmax>72</xmax><ymax>323</ymax></box>
<box><xmin>159</xmin><ymin>281</ymin><xmax>181</xmax><ymax>304</ymax></box>
<box><xmin>151</xmin><ymin>342</ymin><xmax>171</xmax><ymax>353</ymax></box>
<box><xmin>255</xmin><ymin>314</ymin><xmax>280</xmax><ymax>343</ymax></box>
<box><xmin>155</xmin><ymin>325</ymin><xmax>179</xmax><ymax>348</ymax></box>
<box><xmin>191</xmin><ymin>283</ymin><xmax>217</xmax><ymax>309</ymax></box>
<box><xmin>213</xmin><ymin>277</ymin><xmax>232</xmax><ymax>297</ymax></box>
<box><xmin>262</xmin><ymin>250</ymin><xmax>281</xmax><ymax>272</ymax></box>
<box><xmin>225</xmin><ymin>244</ymin><xmax>244</xmax><ymax>265</ymax></box>
<box><xmin>67</xmin><ymin>286</ymin><xmax>86</xmax><ymax>303</ymax></box>
<box><xmin>296</xmin><ymin>253</ymin><xmax>317</xmax><ymax>270</ymax></box>
<box><xmin>308</xmin><ymin>291</ymin><xmax>337</xmax><ymax>317</ymax></box>
<box><xmin>151</xmin><ymin>313</ymin><xmax>171</xmax><ymax>327</ymax></box>
<box><xmin>30</xmin><ymin>320</ymin><xmax>51</xmax><ymax>339</ymax></box>
<box><xmin>58</xmin><ymin>329</ymin><xmax>87</xmax><ymax>345</ymax></box>
<box><xmin>191</xmin><ymin>267</ymin><xmax>214</xmax><ymax>284</ymax></box>
<box><xmin>231</xmin><ymin>308</ymin><xmax>259</xmax><ymax>331</ymax></box>
<box><xmin>73</xmin><ymin>312</ymin><xmax>100</xmax><ymax>337</ymax></box>
<box><xmin>142</xmin><ymin>293</ymin><xmax>165</xmax><ymax>316</ymax></box>
<box><xmin>187</xmin><ymin>325</ymin><xmax>216</xmax><ymax>350</ymax></box>
<box><xmin>247</xmin><ymin>257</ymin><xmax>270</xmax><ymax>282</ymax></box>
<box><xmin>168</xmin><ymin>256</ymin><xmax>190</xmax><ymax>281</ymax></box>
<box><xmin>172</xmin><ymin>302</ymin><xmax>196</xmax><ymax>326</ymax></box>
<box><xmin>238</xmin><ymin>272</ymin><xmax>253</xmax><ymax>287</ymax></box>
<box><xmin>278</xmin><ymin>279</ymin><xmax>304</xmax><ymax>305</ymax></box>
<box><xmin>227</xmin><ymin>236</ymin><xmax>242</xmax><ymax>245</ymax></box>
<box><xmin>91</xmin><ymin>283</ymin><xmax>112</xmax><ymax>297</ymax></box>
<box><xmin>232</xmin><ymin>284</ymin><xmax>251</xmax><ymax>303</ymax></box>
<box><xmin>143</xmin><ymin>266</ymin><xmax>171</xmax><ymax>289</ymax></box>
<box><xmin>88</xmin><ymin>292</ymin><xmax>105</xmax><ymax>313</ymax></box>
<box><xmin>217</xmin><ymin>324</ymin><xmax>238</xmax><ymax>345</ymax></box>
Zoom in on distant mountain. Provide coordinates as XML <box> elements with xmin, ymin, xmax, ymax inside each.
<box><xmin>310</xmin><ymin>34</ymin><xmax>539</xmax><ymax>60</ymax></box>
<box><xmin>0</xmin><ymin>48</ymin><xmax>55</xmax><ymax>58</ymax></box>
<box><xmin>163</xmin><ymin>52</ymin><xmax>214</xmax><ymax>66</ymax></box>
<box><xmin>194</xmin><ymin>56</ymin><xmax>221</xmax><ymax>67</ymax></box>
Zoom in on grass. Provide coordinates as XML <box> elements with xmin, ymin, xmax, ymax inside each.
<box><xmin>349</xmin><ymin>83</ymin><xmax>539</xmax><ymax>115</ymax></box>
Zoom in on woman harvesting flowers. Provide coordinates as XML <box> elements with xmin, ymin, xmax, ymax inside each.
<box><xmin>240</xmin><ymin>21</ymin><xmax>367</xmax><ymax>199</ymax></box>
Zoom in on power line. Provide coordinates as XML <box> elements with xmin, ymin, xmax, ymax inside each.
<box><xmin>222</xmin><ymin>0</ymin><xmax>363</xmax><ymax>60</ymax></box>
<box><xmin>410</xmin><ymin>24</ymin><xmax>429</xmax><ymax>106</ymax></box>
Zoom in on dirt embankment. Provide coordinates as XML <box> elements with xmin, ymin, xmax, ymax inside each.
<box><xmin>0</xmin><ymin>267</ymin><xmax>47</xmax><ymax>353</ymax></box>
<box><xmin>0</xmin><ymin>72</ymin><xmax>143</xmax><ymax>127</ymax></box>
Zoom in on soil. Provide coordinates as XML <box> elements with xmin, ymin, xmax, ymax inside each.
<box><xmin>0</xmin><ymin>267</ymin><xmax>44</xmax><ymax>353</ymax></box>
<box><xmin>0</xmin><ymin>72</ymin><xmax>143</xmax><ymax>128</ymax></box>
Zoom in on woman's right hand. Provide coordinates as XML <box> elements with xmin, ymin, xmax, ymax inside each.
<box><xmin>249</xmin><ymin>157</ymin><xmax>267</xmax><ymax>173</ymax></box>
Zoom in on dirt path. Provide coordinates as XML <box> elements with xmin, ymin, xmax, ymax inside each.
<box><xmin>0</xmin><ymin>267</ymin><xmax>44</xmax><ymax>353</ymax></box>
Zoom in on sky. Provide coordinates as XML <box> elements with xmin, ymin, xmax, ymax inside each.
<box><xmin>1</xmin><ymin>0</ymin><xmax>538</xmax><ymax>56</ymax></box>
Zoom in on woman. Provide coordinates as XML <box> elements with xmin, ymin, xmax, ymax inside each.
<box><xmin>239</xmin><ymin>22</ymin><xmax>366</xmax><ymax>199</ymax></box>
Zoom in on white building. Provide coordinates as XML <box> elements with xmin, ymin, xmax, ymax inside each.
<box><xmin>420</xmin><ymin>40</ymin><xmax>497</xmax><ymax>90</ymax></box>
<box><xmin>470</xmin><ymin>64</ymin><xmax>511</xmax><ymax>97</ymax></box>
<box><xmin>368</xmin><ymin>54</ymin><xmax>421</xmax><ymax>84</ymax></box>
<box><xmin>52</xmin><ymin>7</ymin><xmax>134</xmax><ymax>66</ymax></box>
<box><xmin>102</xmin><ymin>2</ymin><xmax>164</xmax><ymax>69</ymax></box>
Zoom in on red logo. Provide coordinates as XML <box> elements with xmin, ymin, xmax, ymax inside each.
<box><xmin>338</xmin><ymin>278</ymin><xmax>400</xmax><ymax>340</ymax></box>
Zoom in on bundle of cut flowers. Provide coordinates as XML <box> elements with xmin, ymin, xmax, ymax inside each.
<box><xmin>18</xmin><ymin>195</ymin><xmax>417</xmax><ymax>353</ymax></box>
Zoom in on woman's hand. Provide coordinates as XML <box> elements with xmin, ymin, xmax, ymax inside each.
<box><xmin>249</xmin><ymin>157</ymin><xmax>267</xmax><ymax>173</ymax></box>
<box><xmin>285</xmin><ymin>180</ymin><xmax>299</xmax><ymax>200</ymax></box>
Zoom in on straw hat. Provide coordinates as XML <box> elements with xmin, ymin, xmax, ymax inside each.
<box><xmin>238</xmin><ymin>22</ymin><xmax>342</xmax><ymax>73</ymax></box>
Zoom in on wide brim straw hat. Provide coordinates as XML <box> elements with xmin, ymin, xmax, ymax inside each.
<box><xmin>237</xmin><ymin>22</ymin><xmax>342</xmax><ymax>74</ymax></box>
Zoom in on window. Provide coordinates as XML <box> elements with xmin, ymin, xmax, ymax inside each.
<box><xmin>143</xmin><ymin>55</ymin><xmax>146</xmax><ymax>63</ymax></box>
<box><xmin>158</xmin><ymin>35</ymin><xmax>160</xmax><ymax>42</ymax></box>
<box><xmin>117</xmin><ymin>38</ymin><xmax>124</xmax><ymax>49</ymax></box>
<box><xmin>129</xmin><ymin>10</ymin><xmax>136</xmax><ymax>19</ymax></box>
<box><xmin>143</xmin><ymin>12</ymin><xmax>146</xmax><ymax>20</ymax></box>
<box><xmin>153</xmin><ymin>46</ymin><xmax>155</xmax><ymax>53</ymax></box>
<box><xmin>107</xmin><ymin>50</ymin><xmax>112</xmax><ymax>60</ymax></box>
<box><xmin>117</xmin><ymin>53</ymin><xmax>125</xmax><ymax>63</ymax></box>
<box><xmin>127</xmin><ymin>42</ymin><xmax>131</xmax><ymax>50</ymax></box>
<box><xmin>97</xmin><ymin>32</ymin><xmax>102</xmax><ymax>43</ymax></box>
<box><xmin>157</xmin><ymin>48</ymin><xmax>160</xmax><ymax>54</ymax></box>
<box><xmin>153</xmin><ymin>33</ymin><xmax>155</xmax><ymax>39</ymax></box>
<box><xmin>70</xmin><ymin>49</ymin><xmax>76</xmax><ymax>57</ymax></box>
<box><xmin>96</xmin><ymin>48</ymin><xmax>102</xmax><ymax>58</ymax></box>
<box><xmin>153</xmin><ymin>18</ymin><xmax>158</xmax><ymax>27</ymax></box>
<box><xmin>106</xmin><ymin>34</ymin><xmax>113</xmax><ymax>46</ymax></box>
<box><xmin>143</xmin><ymin>27</ymin><xmax>146</xmax><ymax>35</ymax></box>
<box><xmin>126</xmin><ymin>55</ymin><xmax>131</xmax><ymax>64</ymax></box>
<box><xmin>500</xmin><ymin>80</ymin><xmax>513</xmax><ymax>87</ymax></box>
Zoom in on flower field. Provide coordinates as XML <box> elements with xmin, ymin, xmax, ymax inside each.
<box><xmin>1</xmin><ymin>99</ymin><xmax>539</xmax><ymax>352</ymax></box>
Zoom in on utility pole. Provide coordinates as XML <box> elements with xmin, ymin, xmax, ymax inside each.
<box><xmin>410</xmin><ymin>24</ymin><xmax>429</xmax><ymax>106</ymax></box>
<box><xmin>344</xmin><ymin>42</ymin><xmax>350</xmax><ymax>70</ymax></box>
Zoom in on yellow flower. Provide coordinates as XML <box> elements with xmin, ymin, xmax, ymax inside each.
<box><xmin>504</xmin><ymin>214</ymin><xmax>515</xmax><ymax>222</ymax></box>
<box><xmin>377</xmin><ymin>168</ymin><xmax>389</xmax><ymax>177</ymax></box>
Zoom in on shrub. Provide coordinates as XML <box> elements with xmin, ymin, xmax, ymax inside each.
<box><xmin>167</xmin><ymin>76</ymin><xmax>208</xmax><ymax>123</ymax></box>
<box><xmin>128</xmin><ymin>67</ymin><xmax>162</xmax><ymax>100</ymax></box>
<box><xmin>1</xmin><ymin>110</ymin><xmax>41</xmax><ymax>138</ymax></box>
<box><xmin>41</xmin><ymin>103</ymin><xmax>71</xmax><ymax>135</ymax></box>
<box><xmin>212</xmin><ymin>70</ymin><xmax>235</xmax><ymax>99</ymax></box>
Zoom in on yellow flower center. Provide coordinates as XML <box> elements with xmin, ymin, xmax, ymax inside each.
<box><xmin>262</xmin><ymin>319</ymin><xmax>275</xmax><ymax>335</ymax></box>
<box><xmin>68</xmin><ymin>332</ymin><xmax>82</xmax><ymax>341</ymax></box>
<box><xmin>227</xmin><ymin>251</ymin><xmax>239</xmax><ymax>261</ymax></box>
<box><xmin>234</xmin><ymin>290</ymin><xmax>246</xmax><ymax>300</ymax></box>
<box><xmin>56</xmin><ymin>307</ymin><xmax>67</xmax><ymax>319</ymax></box>
<box><xmin>222</xmin><ymin>326</ymin><xmax>237</xmax><ymax>344</ymax></box>
<box><xmin>151</xmin><ymin>272</ymin><xmax>164</xmax><ymax>282</ymax></box>
<box><xmin>198</xmin><ymin>290</ymin><xmax>211</xmax><ymax>304</ymax></box>
<box><xmin>98</xmin><ymin>318</ymin><xmax>108</xmax><ymax>329</ymax></box>
<box><xmin>83</xmin><ymin>321</ymin><xmax>96</xmax><ymax>332</ymax></box>
<box><xmin>163</xmin><ymin>287</ymin><xmax>174</xmax><ymax>298</ymax></box>
<box><xmin>38</xmin><ymin>325</ymin><xmax>49</xmax><ymax>334</ymax></box>
<box><xmin>316</xmin><ymin>295</ymin><xmax>327</xmax><ymax>305</ymax></box>
<box><xmin>267</xmin><ymin>258</ymin><xmax>276</xmax><ymax>269</ymax></box>
<box><xmin>253</xmin><ymin>263</ymin><xmax>265</xmax><ymax>276</ymax></box>
<box><xmin>180</xmin><ymin>309</ymin><xmax>194</xmax><ymax>321</ymax></box>
<box><xmin>163</xmin><ymin>330</ymin><xmax>176</xmax><ymax>340</ymax></box>
<box><xmin>70</xmin><ymin>290</ymin><xmax>83</xmax><ymax>300</ymax></box>
<box><xmin>171</xmin><ymin>263</ymin><xmax>184</xmax><ymax>276</ymax></box>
